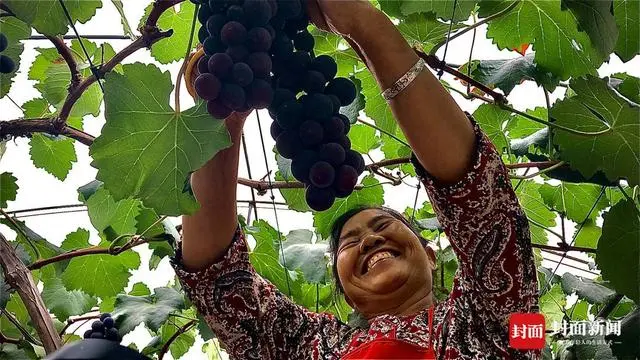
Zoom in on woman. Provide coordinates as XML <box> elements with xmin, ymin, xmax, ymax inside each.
<box><xmin>172</xmin><ymin>0</ymin><xmax>541</xmax><ymax>359</ymax></box>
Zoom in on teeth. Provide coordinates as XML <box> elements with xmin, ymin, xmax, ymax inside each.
<box><xmin>366</xmin><ymin>251</ymin><xmax>394</xmax><ymax>272</ymax></box>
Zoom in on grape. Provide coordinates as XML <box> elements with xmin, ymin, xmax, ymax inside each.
<box><xmin>276</xmin><ymin>130</ymin><xmax>303</xmax><ymax>158</ymax></box>
<box><xmin>303</xmin><ymin>93</ymin><xmax>333</xmax><ymax>121</ymax></box>
<box><xmin>191</xmin><ymin>0</ymin><xmax>203</xmax><ymax>4</ymax></box>
<box><xmin>247</xmin><ymin>27</ymin><xmax>273</xmax><ymax>52</ymax></box>
<box><xmin>275</xmin><ymin>99</ymin><xmax>302</xmax><ymax>129</ymax></box>
<box><xmin>265</xmin><ymin>24</ymin><xmax>276</xmax><ymax>39</ymax></box>
<box><xmin>208</xmin><ymin>99</ymin><xmax>233</xmax><ymax>118</ymax></box>
<box><xmin>106</xmin><ymin>328</ymin><xmax>120</xmax><ymax>341</ymax></box>
<box><xmin>243</xmin><ymin>0</ymin><xmax>272</xmax><ymax>26</ymax></box>
<box><xmin>285</xmin><ymin>15</ymin><xmax>309</xmax><ymax>33</ymax></box>
<box><xmin>236</xmin><ymin>99</ymin><xmax>252</xmax><ymax>112</ymax></box>
<box><xmin>293</xmin><ymin>31</ymin><xmax>314</xmax><ymax>52</ymax></box>
<box><xmin>271</xmin><ymin>88</ymin><xmax>295</xmax><ymax>111</ymax></box>
<box><xmin>203</xmin><ymin>36</ymin><xmax>225</xmax><ymax>56</ymax></box>
<box><xmin>90</xmin><ymin>332</ymin><xmax>105</xmax><ymax>339</ymax></box>
<box><xmin>220</xmin><ymin>83</ymin><xmax>246</xmax><ymax>110</ymax></box>
<box><xmin>270</xmin><ymin>14</ymin><xmax>287</xmax><ymax>30</ymax></box>
<box><xmin>323</xmin><ymin>116</ymin><xmax>345</xmax><ymax>140</ymax></box>
<box><xmin>198</xmin><ymin>3</ymin><xmax>213</xmax><ymax>24</ymax></box>
<box><xmin>319</xmin><ymin>143</ymin><xmax>346</xmax><ymax>166</ymax></box>
<box><xmin>334</xmin><ymin>165</ymin><xmax>358</xmax><ymax>193</ymax></box>
<box><xmin>83</xmin><ymin>329</ymin><xmax>93</xmax><ymax>339</ymax></box>
<box><xmin>197</xmin><ymin>55</ymin><xmax>210</xmax><ymax>75</ymax></box>
<box><xmin>195</xmin><ymin>73</ymin><xmax>222</xmax><ymax>100</ymax></box>
<box><xmin>337</xmin><ymin>114</ymin><xmax>351</xmax><ymax>133</ymax></box>
<box><xmin>335</xmin><ymin>134</ymin><xmax>351</xmax><ymax>151</ymax></box>
<box><xmin>298</xmin><ymin>120</ymin><xmax>324</xmax><ymax>147</ymax></box>
<box><xmin>291</xmin><ymin>150</ymin><xmax>317</xmax><ymax>182</ymax></box>
<box><xmin>334</xmin><ymin>185</ymin><xmax>354</xmax><ymax>198</ymax></box>
<box><xmin>209</xmin><ymin>0</ymin><xmax>227</xmax><ymax>13</ymax></box>
<box><xmin>100</xmin><ymin>313</ymin><xmax>112</xmax><ymax>322</ymax></box>
<box><xmin>267</xmin><ymin>0</ymin><xmax>278</xmax><ymax>15</ymax></box>
<box><xmin>277</xmin><ymin>0</ymin><xmax>302</xmax><ymax>19</ymax></box>
<box><xmin>345</xmin><ymin>149</ymin><xmax>365</xmax><ymax>174</ymax></box>
<box><xmin>310</xmin><ymin>55</ymin><xmax>338</xmax><ymax>81</ymax></box>
<box><xmin>270</xmin><ymin>32</ymin><xmax>294</xmax><ymax>59</ymax></box>
<box><xmin>91</xmin><ymin>320</ymin><xmax>105</xmax><ymax>332</ymax></box>
<box><xmin>327</xmin><ymin>94</ymin><xmax>341</xmax><ymax>114</ymax></box>
<box><xmin>226</xmin><ymin>5</ymin><xmax>245</xmax><ymax>22</ymax></box>
<box><xmin>270</xmin><ymin>120</ymin><xmax>284</xmax><ymax>139</ymax></box>
<box><xmin>326</xmin><ymin>77</ymin><xmax>357</xmax><ymax>106</ymax></box>
<box><xmin>198</xmin><ymin>26</ymin><xmax>209</xmax><ymax>43</ymax></box>
<box><xmin>208</xmin><ymin>53</ymin><xmax>233</xmax><ymax>79</ymax></box>
<box><xmin>309</xmin><ymin>161</ymin><xmax>335</xmax><ymax>188</ymax></box>
<box><xmin>221</xmin><ymin>21</ymin><xmax>247</xmax><ymax>46</ymax></box>
<box><xmin>206</xmin><ymin>14</ymin><xmax>227</xmax><ymax>37</ymax></box>
<box><xmin>247</xmin><ymin>79</ymin><xmax>273</xmax><ymax>109</ymax></box>
<box><xmin>288</xmin><ymin>51</ymin><xmax>311</xmax><ymax>74</ymax></box>
<box><xmin>226</xmin><ymin>45</ymin><xmax>249</xmax><ymax>62</ymax></box>
<box><xmin>245</xmin><ymin>52</ymin><xmax>272</xmax><ymax>79</ymax></box>
<box><xmin>232</xmin><ymin>62</ymin><xmax>254</xmax><ymax>86</ymax></box>
<box><xmin>304</xmin><ymin>70</ymin><xmax>326</xmax><ymax>93</ymax></box>
<box><xmin>306</xmin><ymin>186</ymin><xmax>335</xmax><ymax>211</ymax></box>
<box><xmin>103</xmin><ymin>317</ymin><xmax>115</xmax><ymax>329</ymax></box>
<box><xmin>277</xmin><ymin>71</ymin><xmax>302</xmax><ymax>92</ymax></box>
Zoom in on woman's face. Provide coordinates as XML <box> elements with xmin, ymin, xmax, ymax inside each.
<box><xmin>336</xmin><ymin>209</ymin><xmax>436</xmax><ymax>318</ymax></box>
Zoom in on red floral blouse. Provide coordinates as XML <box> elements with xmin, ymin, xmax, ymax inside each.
<box><xmin>172</xmin><ymin>121</ymin><xmax>541</xmax><ymax>359</ymax></box>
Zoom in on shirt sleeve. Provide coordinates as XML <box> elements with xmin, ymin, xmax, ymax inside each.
<box><xmin>171</xmin><ymin>226</ymin><xmax>353</xmax><ymax>360</ymax></box>
<box><xmin>411</xmin><ymin>115</ymin><xmax>540</xmax><ymax>358</ymax></box>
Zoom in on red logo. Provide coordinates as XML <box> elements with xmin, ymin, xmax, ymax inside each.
<box><xmin>509</xmin><ymin>313</ymin><xmax>546</xmax><ymax>349</ymax></box>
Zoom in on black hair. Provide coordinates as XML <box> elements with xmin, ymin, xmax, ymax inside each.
<box><xmin>328</xmin><ymin>205</ymin><xmax>429</xmax><ymax>295</ymax></box>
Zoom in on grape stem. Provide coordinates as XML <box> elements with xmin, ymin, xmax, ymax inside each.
<box><xmin>58</xmin><ymin>313</ymin><xmax>101</xmax><ymax>336</ymax></box>
<box><xmin>46</xmin><ymin>35</ymin><xmax>82</xmax><ymax>90</ymax></box>
<box><xmin>158</xmin><ymin>319</ymin><xmax>196</xmax><ymax>360</ymax></box>
<box><xmin>0</xmin><ymin>330</ymin><xmax>20</xmax><ymax>345</ymax></box>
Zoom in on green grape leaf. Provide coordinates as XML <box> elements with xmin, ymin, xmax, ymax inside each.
<box><xmin>466</xmin><ymin>54</ymin><xmax>560</xmax><ymax>96</ymax></box>
<box><xmin>574</xmin><ymin>219</ymin><xmax>602</xmax><ymax>250</ymax></box>
<box><xmin>356</xmin><ymin>69</ymin><xmax>397</xmax><ymax>136</ymax></box>
<box><xmin>567</xmin><ymin>300</ymin><xmax>589</xmax><ymax>320</ymax></box>
<box><xmin>60</xmin><ymin>228</ymin><xmax>92</xmax><ymax>251</ymax></box>
<box><xmin>472</xmin><ymin>104</ymin><xmax>515</xmax><ymax>151</ymax></box>
<box><xmin>314</xmin><ymin>175</ymin><xmax>385</xmax><ymax>239</ymax></box>
<box><xmin>0</xmin><ymin>173</ymin><xmax>18</xmax><ymax>208</ymax></box>
<box><xmin>399</xmin><ymin>0</ymin><xmax>477</xmax><ymax>22</ymax></box>
<box><xmin>538</xmin><ymin>183</ymin><xmax>609</xmax><ymax>222</ymax></box>
<box><xmin>60</xmin><ymin>230</ymin><xmax>140</xmax><ymax>298</ymax></box>
<box><xmin>110</xmin><ymin>0</ymin><xmax>135</xmax><ymax>39</ymax></box>
<box><xmin>514</xmin><ymin>181</ymin><xmax>557</xmax><ymax>227</ymax></box>
<box><xmin>611</xmin><ymin>74</ymin><xmax>640</xmax><ymax>104</ymax></box>
<box><xmin>508</xmin><ymin>107</ymin><xmax>548</xmax><ymax>139</ymax></box>
<box><xmin>0</xmin><ymin>344</ymin><xmax>32</xmax><ymax>360</ymax></box>
<box><xmin>613</xmin><ymin>0</ymin><xmax>640</xmax><ymax>62</ymax></box>
<box><xmin>275</xmin><ymin>171</ymin><xmax>312</xmax><ymax>213</ymax></box>
<box><xmin>560</xmin><ymin>273</ymin><xmax>616</xmax><ymax>304</ymax></box>
<box><xmin>29</xmin><ymin>134</ymin><xmax>77</xmax><ymax>181</ymax></box>
<box><xmin>610</xmin><ymin>309</ymin><xmax>640</xmax><ymax>359</ymax></box>
<box><xmin>539</xmin><ymin>283</ymin><xmax>566</xmax><ymax>328</ymax></box>
<box><xmin>397</xmin><ymin>13</ymin><xmax>463</xmax><ymax>53</ymax></box>
<box><xmin>246</xmin><ymin>220</ymin><xmax>303</xmax><ymax>296</ymax></box>
<box><xmin>281</xmin><ymin>229</ymin><xmax>330</xmax><ymax>284</ymax></box>
<box><xmin>563</xmin><ymin>0</ymin><xmax>618</xmax><ymax>57</ymax></box>
<box><xmin>4</xmin><ymin>0</ymin><xmax>101</xmax><ymax>36</ymax></box>
<box><xmin>130</xmin><ymin>282</ymin><xmax>151</xmax><ymax>297</ymax></box>
<box><xmin>349</xmin><ymin>124</ymin><xmax>381</xmax><ymax>154</ymax></box>
<box><xmin>551</xmin><ymin>75</ymin><xmax>640</xmax><ymax>186</ymax></box>
<box><xmin>312</xmin><ymin>30</ymin><xmax>361</xmax><ymax>78</ymax></box>
<box><xmin>41</xmin><ymin>277</ymin><xmax>97</xmax><ymax>321</ymax></box>
<box><xmin>90</xmin><ymin>63</ymin><xmax>231</xmax><ymax>216</ymax></box>
<box><xmin>159</xmin><ymin>312</ymin><xmax>196</xmax><ymax>359</ymax></box>
<box><xmin>85</xmin><ymin>187</ymin><xmax>140</xmax><ymax>237</ymax></box>
<box><xmin>0</xmin><ymin>17</ymin><xmax>31</xmax><ymax>98</ymax></box>
<box><xmin>596</xmin><ymin>199</ymin><xmax>639</xmax><ymax>303</ymax></box>
<box><xmin>138</xmin><ymin>2</ymin><xmax>200</xmax><ymax>64</ymax></box>
<box><xmin>482</xmin><ymin>0</ymin><xmax>604</xmax><ymax>80</ymax></box>
<box><xmin>113</xmin><ymin>287</ymin><xmax>187</xmax><ymax>335</ymax></box>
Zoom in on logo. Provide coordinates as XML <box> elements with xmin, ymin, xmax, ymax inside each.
<box><xmin>509</xmin><ymin>313</ymin><xmax>546</xmax><ymax>350</ymax></box>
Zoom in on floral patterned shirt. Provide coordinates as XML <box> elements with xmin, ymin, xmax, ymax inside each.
<box><xmin>171</xmin><ymin>120</ymin><xmax>541</xmax><ymax>359</ymax></box>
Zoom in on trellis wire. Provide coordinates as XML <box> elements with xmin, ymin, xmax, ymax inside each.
<box><xmin>438</xmin><ymin>0</ymin><xmax>459</xmax><ymax>78</ymax></box>
<box><xmin>57</xmin><ymin>0</ymin><xmax>104</xmax><ymax>92</ymax></box>
<box><xmin>242</xmin><ymin>132</ymin><xmax>260</xmax><ymax>223</ymax></box>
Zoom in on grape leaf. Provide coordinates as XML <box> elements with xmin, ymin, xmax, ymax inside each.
<box><xmin>41</xmin><ymin>277</ymin><xmax>97</xmax><ymax>321</ymax></box>
<box><xmin>538</xmin><ymin>183</ymin><xmax>609</xmax><ymax>222</ymax></box>
<box><xmin>60</xmin><ymin>228</ymin><xmax>92</xmax><ymax>251</ymax></box>
<box><xmin>275</xmin><ymin>171</ymin><xmax>312</xmax><ymax>213</ymax></box>
<box><xmin>574</xmin><ymin>219</ymin><xmax>601</xmax><ymax>250</ymax></box>
<box><xmin>130</xmin><ymin>282</ymin><xmax>151</xmax><ymax>297</ymax></box>
<box><xmin>567</xmin><ymin>300</ymin><xmax>589</xmax><ymax>320</ymax></box>
<box><xmin>110</xmin><ymin>0</ymin><xmax>135</xmax><ymax>39</ymax></box>
<box><xmin>314</xmin><ymin>175</ymin><xmax>385</xmax><ymax>239</ymax></box>
<box><xmin>471</xmin><ymin>104</ymin><xmax>515</xmax><ymax>151</ymax></box>
<box><xmin>613</xmin><ymin>0</ymin><xmax>640</xmax><ymax>62</ymax></box>
<box><xmin>60</xmin><ymin>230</ymin><xmax>140</xmax><ymax>298</ymax></box>
<box><xmin>399</xmin><ymin>0</ymin><xmax>477</xmax><ymax>22</ymax></box>
<box><xmin>0</xmin><ymin>173</ymin><xmax>18</xmax><ymax>208</ymax></box>
<box><xmin>90</xmin><ymin>63</ymin><xmax>231</xmax><ymax>216</ymax></box>
<box><xmin>349</xmin><ymin>124</ymin><xmax>381</xmax><ymax>154</ymax></box>
<box><xmin>356</xmin><ymin>69</ymin><xmax>398</xmax><ymax>135</ymax></box>
<box><xmin>482</xmin><ymin>0</ymin><xmax>604</xmax><ymax>80</ymax></box>
<box><xmin>281</xmin><ymin>229</ymin><xmax>330</xmax><ymax>283</ymax></box>
<box><xmin>312</xmin><ymin>30</ymin><xmax>361</xmax><ymax>78</ymax></box>
<box><xmin>539</xmin><ymin>283</ymin><xmax>566</xmax><ymax>328</ymax></box>
<box><xmin>508</xmin><ymin>107</ymin><xmax>548</xmax><ymax>139</ymax></box>
<box><xmin>0</xmin><ymin>17</ymin><xmax>31</xmax><ymax>98</ymax></box>
<box><xmin>397</xmin><ymin>13</ymin><xmax>463</xmax><ymax>53</ymax></box>
<box><xmin>113</xmin><ymin>287</ymin><xmax>186</xmax><ymax>335</ymax></box>
<box><xmin>466</xmin><ymin>55</ymin><xmax>560</xmax><ymax>96</ymax></box>
<box><xmin>551</xmin><ymin>75</ymin><xmax>640</xmax><ymax>186</ymax></box>
<box><xmin>85</xmin><ymin>187</ymin><xmax>140</xmax><ymax>237</ymax></box>
<box><xmin>0</xmin><ymin>344</ymin><xmax>32</xmax><ymax>360</ymax></box>
<box><xmin>138</xmin><ymin>1</ymin><xmax>200</xmax><ymax>64</ymax></box>
<box><xmin>4</xmin><ymin>0</ymin><xmax>101</xmax><ymax>36</ymax></box>
<box><xmin>160</xmin><ymin>311</ymin><xmax>196</xmax><ymax>359</ymax></box>
<box><xmin>28</xmin><ymin>134</ymin><xmax>77</xmax><ymax>181</ymax></box>
<box><xmin>560</xmin><ymin>273</ymin><xmax>616</xmax><ymax>304</ymax></box>
<box><xmin>563</xmin><ymin>0</ymin><xmax>618</xmax><ymax>57</ymax></box>
<box><xmin>615</xmin><ymin>74</ymin><xmax>640</xmax><ymax>104</ymax></box>
<box><xmin>596</xmin><ymin>199</ymin><xmax>639</xmax><ymax>303</ymax></box>
<box><xmin>514</xmin><ymin>181</ymin><xmax>556</xmax><ymax>227</ymax></box>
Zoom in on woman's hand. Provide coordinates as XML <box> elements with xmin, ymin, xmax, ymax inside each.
<box><xmin>306</xmin><ymin>0</ymin><xmax>380</xmax><ymax>38</ymax></box>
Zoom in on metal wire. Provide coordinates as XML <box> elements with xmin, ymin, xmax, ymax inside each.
<box><xmin>438</xmin><ymin>0</ymin><xmax>459</xmax><ymax>78</ymax></box>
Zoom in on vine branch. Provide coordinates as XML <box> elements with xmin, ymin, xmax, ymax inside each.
<box><xmin>0</xmin><ymin>118</ymin><xmax>95</xmax><ymax>146</ymax></box>
<box><xmin>158</xmin><ymin>319</ymin><xmax>196</xmax><ymax>360</ymax></box>
<box><xmin>46</xmin><ymin>35</ymin><xmax>82</xmax><ymax>89</ymax></box>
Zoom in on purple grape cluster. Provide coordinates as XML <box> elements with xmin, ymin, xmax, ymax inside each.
<box><xmin>83</xmin><ymin>313</ymin><xmax>121</xmax><ymax>343</ymax></box>
<box><xmin>193</xmin><ymin>0</ymin><xmax>365</xmax><ymax>211</ymax></box>
<box><xmin>0</xmin><ymin>33</ymin><xmax>15</xmax><ymax>74</ymax></box>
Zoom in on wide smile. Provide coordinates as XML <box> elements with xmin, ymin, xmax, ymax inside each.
<box><xmin>361</xmin><ymin>249</ymin><xmax>401</xmax><ymax>275</ymax></box>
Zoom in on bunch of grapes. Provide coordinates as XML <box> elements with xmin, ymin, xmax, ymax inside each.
<box><xmin>192</xmin><ymin>0</ymin><xmax>365</xmax><ymax>211</ymax></box>
<box><xmin>0</xmin><ymin>33</ymin><xmax>15</xmax><ymax>74</ymax></box>
<box><xmin>83</xmin><ymin>313</ymin><xmax>121</xmax><ymax>342</ymax></box>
